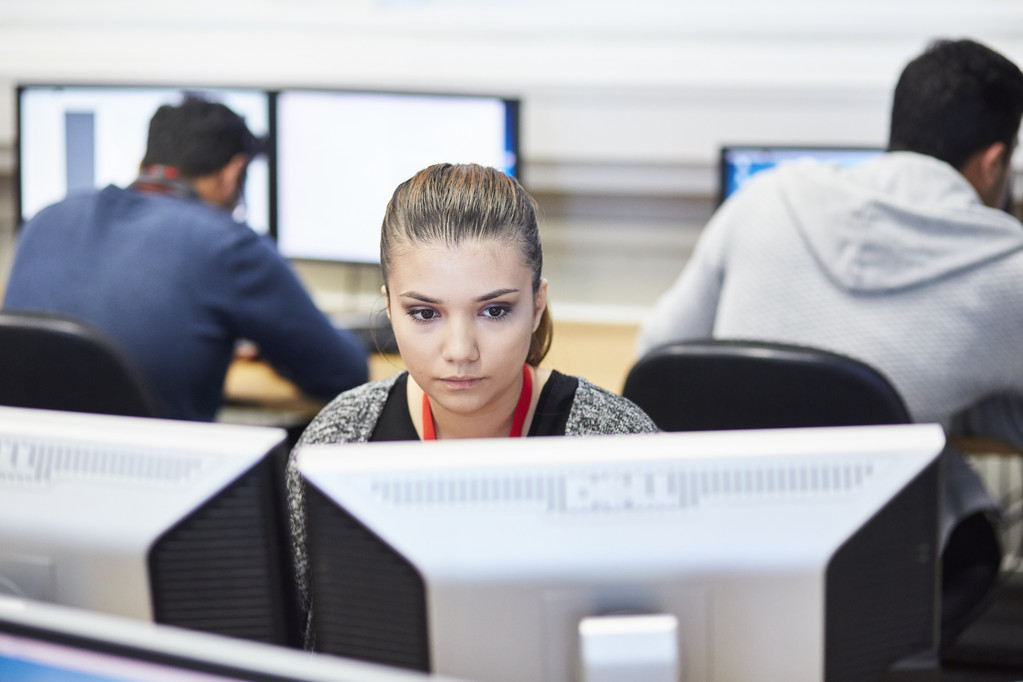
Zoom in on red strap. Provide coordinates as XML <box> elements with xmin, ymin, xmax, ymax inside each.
<box><xmin>509</xmin><ymin>363</ymin><xmax>533</xmax><ymax>437</ymax></box>
<box><xmin>422</xmin><ymin>364</ymin><xmax>532</xmax><ymax>440</ymax></box>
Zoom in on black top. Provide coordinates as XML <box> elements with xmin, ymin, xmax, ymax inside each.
<box><xmin>370</xmin><ymin>370</ymin><xmax>580</xmax><ymax>441</ymax></box>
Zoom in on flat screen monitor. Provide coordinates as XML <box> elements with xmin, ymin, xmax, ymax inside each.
<box><xmin>16</xmin><ymin>84</ymin><xmax>272</xmax><ymax>235</ymax></box>
<box><xmin>297</xmin><ymin>423</ymin><xmax>944</xmax><ymax>682</ymax></box>
<box><xmin>0</xmin><ymin>595</ymin><xmax>463</xmax><ymax>682</ymax></box>
<box><xmin>275</xmin><ymin>89</ymin><xmax>520</xmax><ymax>265</ymax></box>
<box><xmin>718</xmin><ymin>145</ymin><xmax>883</xmax><ymax>205</ymax></box>
<box><xmin>0</xmin><ymin>406</ymin><xmax>299</xmax><ymax>647</ymax></box>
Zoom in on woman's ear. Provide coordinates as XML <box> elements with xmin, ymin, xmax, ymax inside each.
<box><xmin>382</xmin><ymin>285</ymin><xmax>391</xmax><ymax>320</ymax></box>
<box><xmin>533</xmin><ymin>278</ymin><xmax>548</xmax><ymax>331</ymax></box>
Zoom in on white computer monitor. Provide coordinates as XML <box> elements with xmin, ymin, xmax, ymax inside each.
<box><xmin>275</xmin><ymin>89</ymin><xmax>520</xmax><ymax>265</ymax></box>
<box><xmin>16</xmin><ymin>84</ymin><xmax>272</xmax><ymax>234</ymax></box>
<box><xmin>298</xmin><ymin>424</ymin><xmax>945</xmax><ymax>682</ymax></box>
<box><xmin>0</xmin><ymin>595</ymin><xmax>465</xmax><ymax>682</ymax></box>
<box><xmin>0</xmin><ymin>406</ymin><xmax>298</xmax><ymax>647</ymax></box>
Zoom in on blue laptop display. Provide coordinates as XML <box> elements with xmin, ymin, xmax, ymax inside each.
<box><xmin>719</xmin><ymin>145</ymin><xmax>883</xmax><ymax>205</ymax></box>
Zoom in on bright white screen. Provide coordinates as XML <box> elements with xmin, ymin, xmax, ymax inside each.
<box><xmin>276</xmin><ymin>90</ymin><xmax>517</xmax><ymax>264</ymax></box>
<box><xmin>18</xmin><ymin>86</ymin><xmax>271</xmax><ymax>234</ymax></box>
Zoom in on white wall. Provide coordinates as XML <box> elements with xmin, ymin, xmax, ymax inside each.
<box><xmin>5</xmin><ymin>1</ymin><xmax>1022</xmax><ymax>170</ymax></box>
<box><xmin>1</xmin><ymin>1</ymin><xmax>1022</xmax><ymax>317</ymax></box>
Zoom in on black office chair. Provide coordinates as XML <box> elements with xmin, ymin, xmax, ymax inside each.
<box><xmin>622</xmin><ymin>338</ymin><xmax>911</xmax><ymax>431</ymax></box>
<box><xmin>0</xmin><ymin>310</ymin><xmax>163</xmax><ymax>418</ymax></box>
<box><xmin>623</xmin><ymin>338</ymin><xmax>1001</xmax><ymax>651</ymax></box>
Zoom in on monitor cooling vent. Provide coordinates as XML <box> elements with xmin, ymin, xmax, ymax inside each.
<box><xmin>0</xmin><ymin>437</ymin><xmax>203</xmax><ymax>486</ymax></box>
<box><xmin>370</xmin><ymin>459</ymin><xmax>877</xmax><ymax>514</ymax></box>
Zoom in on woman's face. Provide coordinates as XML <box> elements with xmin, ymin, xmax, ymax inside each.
<box><xmin>385</xmin><ymin>237</ymin><xmax>547</xmax><ymax>423</ymax></box>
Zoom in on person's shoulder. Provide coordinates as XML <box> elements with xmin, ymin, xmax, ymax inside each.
<box><xmin>565</xmin><ymin>375</ymin><xmax>659</xmax><ymax>435</ymax></box>
<box><xmin>156</xmin><ymin>200</ymin><xmax>275</xmax><ymax>265</ymax></box>
<box><xmin>15</xmin><ymin>189</ymin><xmax>119</xmax><ymax>246</ymax></box>
<box><xmin>27</xmin><ymin>186</ymin><xmax>109</xmax><ymax>220</ymax></box>
<box><xmin>297</xmin><ymin>373</ymin><xmax>403</xmax><ymax>446</ymax></box>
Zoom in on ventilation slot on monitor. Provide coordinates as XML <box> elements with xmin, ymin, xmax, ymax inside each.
<box><xmin>366</xmin><ymin>459</ymin><xmax>878</xmax><ymax>515</ymax></box>
<box><xmin>0</xmin><ymin>437</ymin><xmax>202</xmax><ymax>486</ymax></box>
<box><xmin>306</xmin><ymin>485</ymin><xmax>430</xmax><ymax>672</ymax></box>
<box><xmin>371</xmin><ymin>473</ymin><xmax>558</xmax><ymax>507</ymax></box>
<box><xmin>148</xmin><ymin>458</ymin><xmax>295</xmax><ymax>646</ymax></box>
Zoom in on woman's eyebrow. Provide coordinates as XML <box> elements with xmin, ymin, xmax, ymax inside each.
<box><xmin>399</xmin><ymin>288</ymin><xmax>520</xmax><ymax>304</ymax></box>
<box><xmin>475</xmin><ymin>288</ymin><xmax>519</xmax><ymax>302</ymax></box>
<box><xmin>399</xmin><ymin>291</ymin><xmax>440</xmax><ymax>304</ymax></box>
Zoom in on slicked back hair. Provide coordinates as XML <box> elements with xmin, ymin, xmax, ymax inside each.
<box><xmin>381</xmin><ymin>163</ymin><xmax>553</xmax><ymax>366</ymax></box>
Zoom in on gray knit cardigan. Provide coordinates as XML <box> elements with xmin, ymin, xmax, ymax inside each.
<box><xmin>285</xmin><ymin>371</ymin><xmax>657</xmax><ymax>647</ymax></box>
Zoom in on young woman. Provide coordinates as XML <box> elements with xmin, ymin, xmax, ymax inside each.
<box><xmin>295</xmin><ymin>163</ymin><xmax>656</xmax><ymax>444</ymax></box>
<box><xmin>287</xmin><ymin>163</ymin><xmax>656</xmax><ymax>645</ymax></box>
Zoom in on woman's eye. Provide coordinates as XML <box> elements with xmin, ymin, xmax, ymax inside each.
<box><xmin>482</xmin><ymin>305</ymin><xmax>509</xmax><ymax>319</ymax></box>
<box><xmin>409</xmin><ymin>308</ymin><xmax>437</xmax><ymax>322</ymax></box>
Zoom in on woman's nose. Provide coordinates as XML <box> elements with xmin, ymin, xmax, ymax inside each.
<box><xmin>442</xmin><ymin>317</ymin><xmax>479</xmax><ymax>363</ymax></box>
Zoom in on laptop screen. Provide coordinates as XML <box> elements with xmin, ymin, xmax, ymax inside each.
<box><xmin>718</xmin><ymin>145</ymin><xmax>883</xmax><ymax>205</ymax></box>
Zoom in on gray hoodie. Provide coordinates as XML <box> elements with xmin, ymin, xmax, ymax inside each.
<box><xmin>786</xmin><ymin>152</ymin><xmax>1023</xmax><ymax>293</ymax></box>
<box><xmin>638</xmin><ymin>151</ymin><xmax>1023</xmax><ymax>445</ymax></box>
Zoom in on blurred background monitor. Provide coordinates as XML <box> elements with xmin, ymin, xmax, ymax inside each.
<box><xmin>718</xmin><ymin>145</ymin><xmax>884</xmax><ymax>205</ymax></box>
<box><xmin>298</xmin><ymin>424</ymin><xmax>944</xmax><ymax>682</ymax></box>
<box><xmin>0</xmin><ymin>595</ymin><xmax>462</xmax><ymax>682</ymax></box>
<box><xmin>274</xmin><ymin>89</ymin><xmax>520</xmax><ymax>265</ymax></box>
<box><xmin>16</xmin><ymin>84</ymin><xmax>272</xmax><ymax>235</ymax></box>
<box><xmin>0</xmin><ymin>406</ymin><xmax>299</xmax><ymax>647</ymax></box>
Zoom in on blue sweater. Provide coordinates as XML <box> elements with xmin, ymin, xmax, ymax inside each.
<box><xmin>4</xmin><ymin>186</ymin><xmax>368</xmax><ymax>421</ymax></box>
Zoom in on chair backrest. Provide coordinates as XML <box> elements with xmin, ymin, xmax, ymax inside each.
<box><xmin>622</xmin><ymin>338</ymin><xmax>911</xmax><ymax>432</ymax></box>
<box><xmin>0</xmin><ymin>310</ymin><xmax>163</xmax><ymax>418</ymax></box>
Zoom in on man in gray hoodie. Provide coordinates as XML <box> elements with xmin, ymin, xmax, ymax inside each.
<box><xmin>636</xmin><ymin>38</ymin><xmax>1023</xmax><ymax>645</ymax></box>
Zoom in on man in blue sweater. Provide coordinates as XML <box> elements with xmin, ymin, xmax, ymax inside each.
<box><xmin>4</xmin><ymin>96</ymin><xmax>368</xmax><ymax>421</ymax></box>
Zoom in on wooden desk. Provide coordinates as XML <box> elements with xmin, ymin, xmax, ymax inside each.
<box><xmin>219</xmin><ymin>352</ymin><xmax>408</xmax><ymax>426</ymax></box>
<box><xmin>218</xmin><ymin>360</ymin><xmax>325</xmax><ymax>428</ymax></box>
<box><xmin>951</xmin><ymin>435</ymin><xmax>1023</xmax><ymax>456</ymax></box>
<box><xmin>541</xmin><ymin>320</ymin><xmax>640</xmax><ymax>394</ymax></box>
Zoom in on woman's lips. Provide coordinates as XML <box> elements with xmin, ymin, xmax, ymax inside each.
<box><xmin>440</xmin><ymin>376</ymin><xmax>482</xmax><ymax>389</ymax></box>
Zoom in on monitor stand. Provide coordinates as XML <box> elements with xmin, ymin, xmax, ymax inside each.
<box><xmin>578</xmin><ymin>613</ymin><xmax>679</xmax><ymax>682</ymax></box>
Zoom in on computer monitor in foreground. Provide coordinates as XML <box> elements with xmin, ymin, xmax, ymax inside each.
<box><xmin>718</xmin><ymin>145</ymin><xmax>883</xmax><ymax>205</ymax></box>
<box><xmin>0</xmin><ymin>595</ymin><xmax>463</xmax><ymax>682</ymax></box>
<box><xmin>16</xmin><ymin>84</ymin><xmax>272</xmax><ymax>234</ymax></box>
<box><xmin>275</xmin><ymin>89</ymin><xmax>519</xmax><ymax>264</ymax></box>
<box><xmin>298</xmin><ymin>424</ymin><xmax>945</xmax><ymax>682</ymax></box>
<box><xmin>0</xmin><ymin>406</ymin><xmax>298</xmax><ymax>647</ymax></box>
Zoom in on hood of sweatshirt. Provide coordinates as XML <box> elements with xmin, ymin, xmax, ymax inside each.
<box><xmin>778</xmin><ymin>151</ymin><xmax>1023</xmax><ymax>293</ymax></box>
